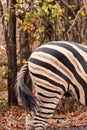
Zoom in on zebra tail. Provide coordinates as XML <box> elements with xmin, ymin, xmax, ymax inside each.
<box><xmin>16</xmin><ymin>62</ymin><xmax>38</xmax><ymax>113</ymax></box>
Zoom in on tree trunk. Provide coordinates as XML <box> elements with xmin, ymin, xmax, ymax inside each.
<box><xmin>19</xmin><ymin>30</ymin><xmax>31</xmax><ymax>66</ymax></box>
<box><xmin>19</xmin><ymin>30</ymin><xmax>32</xmax><ymax>91</ymax></box>
<box><xmin>4</xmin><ymin>0</ymin><xmax>18</xmax><ymax>106</ymax></box>
<box><xmin>0</xmin><ymin>0</ymin><xmax>3</xmax><ymax>17</ymax></box>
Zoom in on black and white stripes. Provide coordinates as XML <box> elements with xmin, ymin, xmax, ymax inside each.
<box><xmin>16</xmin><ymin>41</ymin><xmax>87</xmax><ymax>130</ymax></box>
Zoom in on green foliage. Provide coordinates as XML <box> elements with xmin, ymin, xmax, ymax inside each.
<box><xmin>15</xmin><ymin>0</ymin><xmax>87</xmax><ymax>44</ymax></box>
<box><xmin>16</xmin><ymin>0</ymin><xmax>64</xmax><ymax>43</ymax></box>
<box><xmin>0</xmin><ymin>99</ymin><xmax>7</xmax><ymax>109</ymax></box>
<box><xmin>4</xmin><ymin>13</ymin><xmax>9</xmax><ymax>25</ymax></box>
<box><xmin>0</xmin><ymin>83</ymin><xmax>6</xmax><ymax>90</ymax></box>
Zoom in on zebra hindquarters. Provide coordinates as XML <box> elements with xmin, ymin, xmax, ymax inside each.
<box><xmin>26</xmin><ymin>112</ymin><xmax>35</xmax><ymax>130</ymax></box>
<box><xmin>26</xmin><ymin>82</ymin><xmax>64</xmax><ymax>130</ymax></box>
<box><xmin>26</xmin><ymin>98</ymin><xmax>61</xmax><ymax>130</ymax></box>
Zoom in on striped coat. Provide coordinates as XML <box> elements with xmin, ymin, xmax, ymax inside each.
<box><xmin>16</xmin><ymin>41</ymin><xmax>87</xmax><ymax>130</ymax></box>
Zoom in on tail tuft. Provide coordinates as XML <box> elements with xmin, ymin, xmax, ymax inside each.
<box><xmin>19</xmin><ymin>83</ymin><xmax>38</xmax><ymax>113</ymax></box>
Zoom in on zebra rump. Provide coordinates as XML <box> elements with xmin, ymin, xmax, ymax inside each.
<box><xmin>16</xmin><ymin>41</ymin><xmax>87</xmax><ymax>130</ymax></box>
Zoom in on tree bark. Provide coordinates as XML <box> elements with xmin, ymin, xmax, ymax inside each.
<box><xmin>0</xmin><ymin>0</ymin><xmax>3</xmax><ymax>17</ymax></box>
<box><xmin>4</xmin><ymin>0</ymin><xmax>18</xmax><ymax>106</ymax></box>
<box><xmin>19</xmin><ymin>30</ymin><xmax>31</xmax><ymax>66</ymax></box>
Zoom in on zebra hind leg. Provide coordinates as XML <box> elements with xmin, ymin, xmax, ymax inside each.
<box><xmin>33</xmin><ymin>98</ymin><xmax>62</xmax><ymax>130</ymax></box>
<box><xmin>25</xmin><ymin>103</ymin><xmax>58</xmax><ymax>130</ymax></box>
<box><xmin>26</xmin><ymin>111</ymin><xmax>35</xmax><ymax>130</ymax></box>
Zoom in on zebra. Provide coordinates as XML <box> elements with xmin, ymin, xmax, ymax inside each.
<box><xmin>16</xmin><ymin>41</ymin><xmax>87</xmax><ymax>130</ymax></box>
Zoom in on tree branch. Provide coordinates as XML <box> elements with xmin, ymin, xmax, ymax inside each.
<box><xmin>60</xmin><ymin>0</ymin><xmax>76</xmax><ymax>17</ymax></box>
<box><xmin>66</xmin><ymin>4</ymin><xmax>87</xmax><ymax>37</ymax></box>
